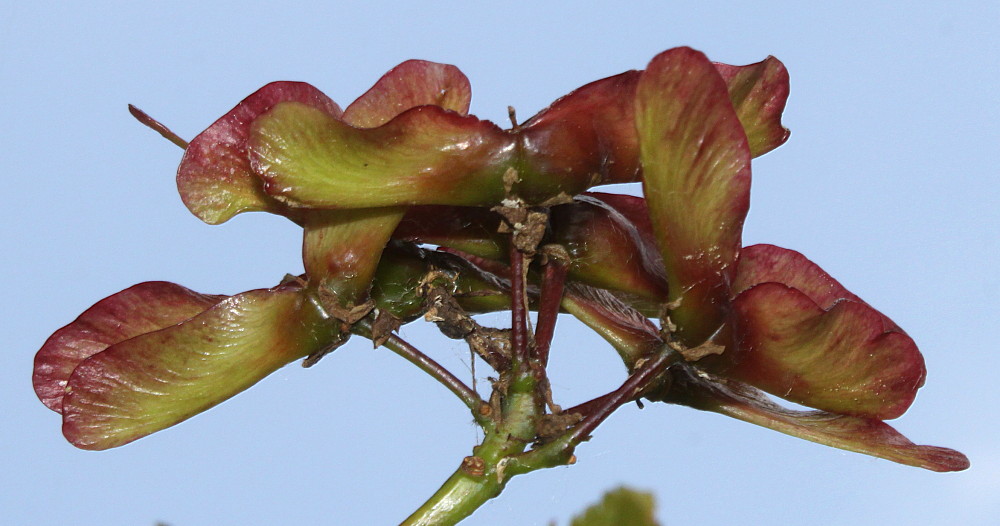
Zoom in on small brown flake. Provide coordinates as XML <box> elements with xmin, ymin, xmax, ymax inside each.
<box><xmin>679</xmin><ymin>341</ymin><xmax>726</xmax><ymax>362</ymax></box>
<box><xmin>370</xmin><ymin>309</ymin><xmax>401</xmax><ymax>348</ymax></box>
<box><xmin>536</xmin><ymin>412</ymin><xmax>584</xmax><ymax>440</ymax></box>
<box><xmin>461</xmin><ymin>455</ymin><xmax>486</xmax><ymax>477</ymax></box>
<box><xmin>302</xmin><ymin>332</ymin><xmax>351</xmax><ymax>368</ymax></box>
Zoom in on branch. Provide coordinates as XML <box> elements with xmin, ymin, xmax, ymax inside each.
<box><xmin>564</xmin><ymin>346</ymin><xmax>681</xmax><ymax>443</ymax></box>
<box><xmin>353</xmin><ymin>318</ymin><xmax>488</xmax><ymax>419</ymax></box>
<box><xmin>533</xmin><ymin>255</ymin><xmax>568</xmax><ymax>366</ymax></box>
<box><xmin>509</xmin><ymin>240</ymin><xmax>530</xmax><ymax>365</ymax></box>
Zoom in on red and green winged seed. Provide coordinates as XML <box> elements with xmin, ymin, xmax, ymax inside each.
<box><xmin>250</xmin><ymin>104</ymin><xmax>514</xmax><ymax>208</ymax></box>
<box><xmin>36</xmin><ymin>48</ymin><xmax>964</xmax><ymax>476</ymax></box>
<box><xmin>520</xmin><ymin>55</ymin><xmax>789</xmax><ymax>188</ymax></box>
<box><xmin>247</xmin><ymin>53</ymin><xmax>790</xmax><ymax>211</ymax></box>
<box><xmin>295</xmin><ymin>60</ymin><xmax>474</xmax><ymax>303</ymax></box>
<box><xmin>713</xmin><ymin>56</ymin><xmax>790</xmax><ymax>157</ymax></box>
<box><xmin>664</xmin><ymin>368</ymin><xmax>967</xmax><ymax>472</ymax></box>
<box><xmin>341</xmin><ymin>59</ymin><xmax>472</xmax><ymax>127</ymax></box>
<box><xmin>33</xmin><ymin>282</ymin><xmax>225</xmax><ymax>412</ymax></box>
<box><xmin>46</xmin><ymin>62</ymin><xmax>480</xmax><ymax>450</ymax></box>
<box><xmin>636</xmin><ymin>47</ymin><xmax>752</xmax><ymax>346</ymax></box>
<box><xmin>60</xmin><ymin>284</ymin><xmax>336</xmax><ymax>450</ymax></box>
<box><xmin>519</xmin><ymin>71</ymin><xmax>644</xmax><ymax>187</ymax></box>
<box><xmin>717</xmin><ymin>244</ymin><xmax>925</xmax><ymax>419</ymax></box>
<box><xmin>178</xmin><ymin>82</ymin><xmax>343</xmax><ymax>224</ymax></box>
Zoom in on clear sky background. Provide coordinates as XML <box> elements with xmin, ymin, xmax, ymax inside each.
<box><xmin>2</xmin><ymin>2</ymin><xmax>997</xmax><ymax>525</ymax></box>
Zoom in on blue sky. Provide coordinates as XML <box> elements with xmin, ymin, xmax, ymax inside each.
<box><xmin>2</xmin><ymin>2</ymin><xmax>997</xmax><ymax>524</ymax></box>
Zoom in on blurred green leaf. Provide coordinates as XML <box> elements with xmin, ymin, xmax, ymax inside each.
<box><xmin>570</xmin><ymin>487</ymin><xmax>659</xmax><ymax>526</ymax></box>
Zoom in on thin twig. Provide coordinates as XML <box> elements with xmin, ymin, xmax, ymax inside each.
<box><xmin>533</xmin><ymin>259</ymin><xmax>568</xmax><ymax>366</ymax></box>
<box><xmin>509</xmin><ymin>241</ymin><xmax>529</xmax><ymax>365</ymax></box>
<box><xmin>127</xmin><ymin>104</ymin><xmax>188</xmax><ymax>149</ymax></box>
<box><xmin>354</xmin><ymin>319</ymin><xmax>486</xmax><ymax>415</ymax></box>
<box><xmin>563</xmin><ymin>347</ymin><xmax>681</xmax><ymax>444</ymax></box>
<box><xmin>562</xmin><ymin>391</ymin><xmax>615</xmax><ymax>420</ymax></box>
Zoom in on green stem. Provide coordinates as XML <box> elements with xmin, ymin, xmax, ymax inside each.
<box><xmin>404</xmin><ymin>227</ymin><xmax>675</xmax><ymax>524</ymax></box>
<box><xmin>401</xmin><ymin>469</ymin><xmax>498</xmax><ymax>526</ymax></box>
<box><xmin>400</xmin><ymin>426</ymin><xmax>515</xmax><ymax>526</ymax></box>
<box><xmin>402</xmin><ymin>368</ymin><xmax>542</xmax><ymax>524</ymax></box>
<box><xmin>506</xmin><ymin>345</ymin><xmax>682</xmax><ymax>478</ymax></box>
